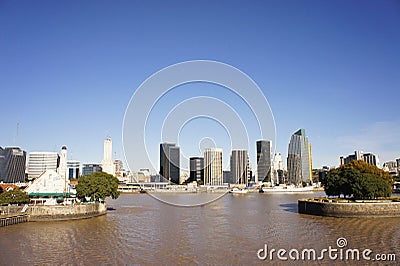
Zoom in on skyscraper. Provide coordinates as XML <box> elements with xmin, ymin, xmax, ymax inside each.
<box><xmin>189</xmin><ymin>157</ymin><xmax>204</xmax><ymax>184</ymax></box>
<box><xmin>230</xmin><ymin>150</ymin><xmax>249</xmax><ymax>185</ymax></box>
<box><xmin>287</xmin><ymin>129</ymin><xmax>312</xmax><ymax>185</ymax></box>
<box><xmin>159</xmin><ymin>143</ymin><xmax>180</xmax><ymax>184</ymax></box>
<box><xmin>101</xmin><ymin>136</ymin><xmax>115</xmax><ymax>175</ymax></box>
<box><xmin>0</xmin><ymin>147</ymin><xmax>27</xmax><ymax>183</ymax></box>
<box><xmin>340</xmin><ymin>150</ymin><xmax>380</xmax><ymax>167</ymax></box>
<box><xmin>27</xmin><ymin>151</ymin><xmax>59</xmax><ymax>180</ymax></box>
<box><xmin>256</xmin><ymin>140</ymin><xmax>272</xmax><ymax>183</ymax></box>
<box><xmin>204</xmin><ymin>148</ymin><xmax>223</xmax><ymax>186</ymax></box>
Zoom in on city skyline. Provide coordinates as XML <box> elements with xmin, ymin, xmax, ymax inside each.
<box><xmin>1</xmin><ymin>1</ymin><xmax>399</xmax><ymax>169</ymax></box>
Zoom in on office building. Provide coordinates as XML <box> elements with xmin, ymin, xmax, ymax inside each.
<box><xmin>230</xmin><ymin>150</ymin><xmax>249</xmax><ymax>185</ymax></box>
<box><xmin>256</xmin><ymin>140</ymin><xmax>272</xmax><ymax>183</ymax></box>
<box><xmin>27</xmin><ymin>151</ymin><xmax>59</xmax><ymax>180</ymax></box>
<box><xmin>114</xmin><ymin>160</ymin><xmax>123</xmax><ymax>174</ymax></box>
<box><xmin>67</xmin><ymin>160</ymin><xmax>80</xmax><ymax>179</ymax></box>
<box><xmin>82</xmin><ymin>164</ymin><xmax>102</xmax><ymax>176</ymax></box>
<box><xmin>397</xmin><ymin>158</ymin><xmax>400</xmax><ymax>176</ymax></box>
<box><xmin>204</xmin><ymin>148</ymin><xmax>223</xmax><ymax>186</ymax></box>
<box><xmin>0</xmin><ymin>147</ymin><xmax>27</xmax><ymax>183</ymax></box>
<box><xmin>340</xmin><ymin>150</ymin><xmax>380</xmax><ymax>167</ymax></box>
<box><xmin>383</xmin><ymin>161</ymin><xmax>398</xmax><ymax>176</ymax></box>
<box><xmin>189</xmin><ymin>157</ymin><xmax>204</xmax><ymax>184</ymax></box>
<box><xmin>287</xmin><ymin>129</ymin><xmax>312</xmax><ymax>185</ymax></box>
<box><xmin>138</xmin><ymin>168</ymin><xmax>151</xmax><ymax>182</ymax></box>
<box><xmin>159</xmin><ymin>143</ymin><xmax>180</xmax><ymax>184</ymax></box>
<box><xmin>272</xmin><ymin>152</ymin><xmax>284</xmax><ymax>185</ymax></box>
<box><xmin>102</xmin><ymin>136</ymin><xmax>115</xmax><ymax>175</ymax></box>
<box><xmin>223</xmin><ymin>170</ymin><xmax>233</xmax><ymax>184</ymax></box>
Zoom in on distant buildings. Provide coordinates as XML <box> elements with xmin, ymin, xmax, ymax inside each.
<box><xmin>223</xmin><ymin>170</ymin><xmax>233</xmax><ymax>184</ymax></box>
<box><xmin>256</xmin><ymin>140</ymin><xmax>272</xmax><ymax>183</ymax></box>
<box><xmin>101</xmin><ymin>136</ymin><xmax>115</xmax><ymax>175</ymax></box>
<box><xmin>340</xmin><ymin>150</ymin><xmax>380</xmax><ymax>167</ymax></box>
<box><xmin>189</xmin><ymin>157</ymin><xmax>204</xmax><ymax>184</ymax></box>
<box><xmin>159</xmin><ymin>143</ymin><xmax>180</xmax><ymax>184</ymax></box>
<box><xmin>230</xmin><ymin>150</ymin><xmax>249</xmax><ymax>185</ymax></box>
<box><xmin>204</xmin><ymin>148</ymin><xmax>223</xmax><ymax>186</ymax></box>
<box><xmin>397</xmin><ymin>159</ymin><xmax>400</xmax><ymax>176</ymax></box>
<box><xmin>67</xmin><ymin>160</ymin><xmax>80</xmax><ymax>179</ymax></box>
<box><xmin>114</xmin><ymin>160</ymin><xmax>123</xmax><ymax>175</ymax></box>
<box><xmin>0</xmin><ymin>147</ymin><xmax>27</xmax><ymax>183</ymax></box>
<box><xmin>82</xmin><ymin>164</ymin><xmax>102</xmax><ymax>176</ymax></box>
<box><xmin>27</xmin><ymin>151</ymin><xmax>59</xmax><ymax>180</ymax></box>
<box><xmin>138</xmin><ymin>168</ymin><xmax>151</xmax><ymax>182</ymax></box>
<box><xmin>272</xmin><ymin>152</ymin><xmax>284</xmax><ymax>184</ymax></box>
<box><xmin>287</xmin><ymin>129</ymin><xmax>312</xmax><ymax>185</ymax></box>
<box><xmin>383</xmin><ymin>161</ymin><xmax>398</xmax><ymax>176</ymax></box>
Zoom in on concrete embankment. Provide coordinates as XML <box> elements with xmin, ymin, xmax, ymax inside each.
<box><xmin>0</xmin><ymin>202</ymin><xmax>106</xmax><ymax>224</ymax></box>
<box><xmin>298</xmin><ymin>198</ymin><xmax>400</xmax><ymax>217</ymax></box>
<box><xmin>28</xmin><ymin>202</ymin><xmax>107</xmax><ymax>221</ymax></box>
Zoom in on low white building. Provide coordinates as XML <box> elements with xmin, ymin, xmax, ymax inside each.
<box><xmin>25</xmin><ymin>170</ymin><xmax>75</xmax><ymax>202</ymax></box>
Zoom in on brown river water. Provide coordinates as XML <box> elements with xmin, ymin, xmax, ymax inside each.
<box><xmin>1</xmin><ymin>192</ymin><xmax>399</xmax><ymax>265</ymax></box>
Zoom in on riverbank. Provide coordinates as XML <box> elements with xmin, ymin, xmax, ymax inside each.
<box><xmin>298</xmin><ymin>197</ymin><xmax>400</xmax><ymax>217</ymax></box>
<box><xmin>0</xmin><ymin>202</ymin><xmax>107</xmax><ymax>224</ymax></box>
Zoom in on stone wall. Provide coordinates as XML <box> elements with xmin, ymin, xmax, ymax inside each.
<box><xmin>298</xmin><ymin>199</ymin><xmax>400</xmax><ymax>217</ymax></box>
<box><xmin>28</xmin><ymin>202</ymin><xmax>107</xmax><ymax>221</ymax></box>
<box><xmin>0</xmin><ymin>205</ymin><xmax>24</xmax><ymax>215</ymax></box>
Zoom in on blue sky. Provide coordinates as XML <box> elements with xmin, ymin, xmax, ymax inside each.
<box><xmin>1</xmin><ymin>0</ymin><xmax>399</xmax><ymax>172</ymax></box>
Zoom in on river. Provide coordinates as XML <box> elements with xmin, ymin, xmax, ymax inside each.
<box><xmin>1</xmin><ymin>192</ymin><xmax>399</xmax><ymax>265</ymax></box>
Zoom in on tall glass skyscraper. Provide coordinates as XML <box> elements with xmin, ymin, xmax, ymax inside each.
<box><xmin>159</xmin><ymin>143</ymin><xmax>180</xmax><ymax>184</ymax></box>
<box><xmin>256</xmin><ymin>140</ymin><xmax>272</xmax><ymax>183</ymax></box>
<box><xmin>287</xmin><ymin>129</ymin><xmax>312</xmax><ymax>185</ymax></box>
<box><xmin>0</xmin><ymin>147</ymin><xmax>26</xmax><ymax>183</ymax></box>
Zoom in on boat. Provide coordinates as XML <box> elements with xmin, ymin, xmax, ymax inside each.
<box><xmin>230</xmin><ymin>188</ymin><xmax>249</xmax><ymax>194</ymax></box>
<box><xmin>262</xmin><ymin>184</ymin><xmax>314</xmax><ymax>193</ymax></box>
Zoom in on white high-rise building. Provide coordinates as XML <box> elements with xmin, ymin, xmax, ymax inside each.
<box><xmin>57</xmin><ymin>146</ymin><xmax>68</xmax><ymax>181</ymax></box>
<box><xmin>272</xmin><ymin>152</ymin><xmax>284</xmax><ymax>185</ymax></box>
<box><xmin>27</xmin><ymin>152</ymin><xmax>59</xmax><ymax>180</ymax></box>
<box><xmin>101</xmin><ymin>136</ymin><xmax>115</xmax><ymax>175</ymax></box>
<box><xmin>204</xmin><ymin>148</ymin><xmax>223</xmax><ymax>186</ymax></box>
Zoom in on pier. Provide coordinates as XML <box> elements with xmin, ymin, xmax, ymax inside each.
<box><xmin>0</xmin><ymin>214</ymin><xmax>29</xmax><ymax>227</ymax></box>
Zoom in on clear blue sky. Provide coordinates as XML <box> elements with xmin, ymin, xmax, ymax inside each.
<box><xmin>1</xmin><ymin>0</ymin><xmax>399</xmax><ymax>171</ymax></box>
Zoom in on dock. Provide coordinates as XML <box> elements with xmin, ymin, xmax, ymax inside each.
<box><xmin>0</xmin><ymin>214</ymin><xmax>29</xmax><ymax>227</ymax></box>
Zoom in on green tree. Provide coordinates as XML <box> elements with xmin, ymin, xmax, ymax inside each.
<box><xmin>76</xmin><ymin>172</ymin><xmax>120</xmax><ymax>201</ymax></box>
<box><xmin>0</xmin><ymin>189</ymin><xmax>30</xmax><ymax>205</ymax></box>
<box><xmin>322</xmin><ymin>160</ymin><xmax>393</xmax><ymax>199</ymax></box>
<box><xmin>323</xmin><ymin>167</ymin><xmax>354</xmax><ymax>198</ymax></box>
